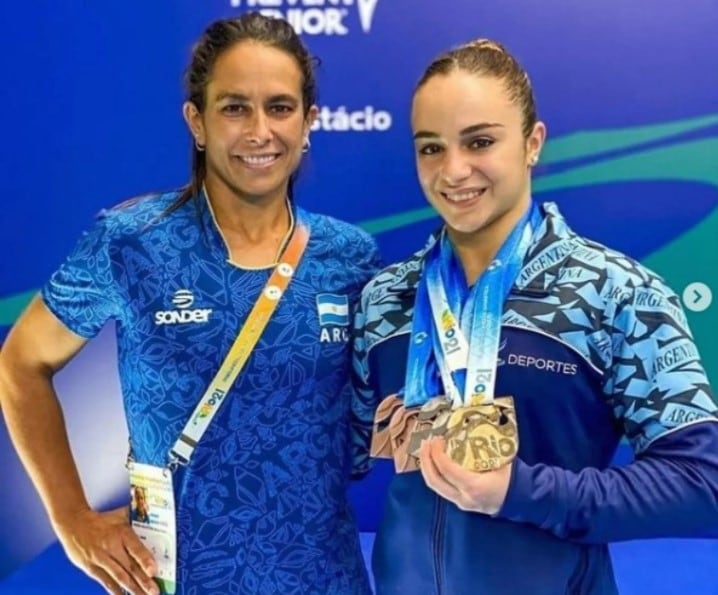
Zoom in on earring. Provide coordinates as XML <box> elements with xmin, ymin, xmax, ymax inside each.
<box><xmin>302</xmin><ymin>138</ymin><xmax>311</xmax><ymax>154</ymax></box>
<box><xmin>530</xmin><ymin>154</ymin><xmax>539</xmax><ymax>166</ymax></box>
<box><xmin>195</xmin><ymin>138</ymin><xmax>205</xmax><ymax>152</ymax></box>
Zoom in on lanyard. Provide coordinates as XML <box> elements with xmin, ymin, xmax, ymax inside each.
<box><xmin>405</xmin><ymin>203</ymin><xmax>539</xmax><ymax>408</ymax></box>
<box><xmin>168</xmin><ymin>221</ymin><xmax>310</xmax><ymax>467</ymax></box>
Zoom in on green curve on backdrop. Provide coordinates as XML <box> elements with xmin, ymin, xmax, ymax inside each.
<box><xmin>0</xmin><ymin>291</ymin><xmax>37</xmax><ymax>328</ymax></box>
<box><xmin>540</xmin><ymin>112</ymin><xmax>718</xmax><ymax>164</ymax></box>
<box><xmin>2</xmin><ymin>113</ymin><xmax>718</xmax><ymax>379</ymax></box>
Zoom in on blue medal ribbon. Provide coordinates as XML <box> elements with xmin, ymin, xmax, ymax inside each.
<box><xmin>404</xmin><ymin>202</ymin><xmax>540</xmax><ymax>408</ymax></box>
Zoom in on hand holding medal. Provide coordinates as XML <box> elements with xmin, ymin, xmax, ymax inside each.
<box><xmin>419</xmin><ymin>435</ymin><xmax>514</xmax><ymax>516</ymax></box>
<box><xmin>371</xmin><ymin>204</ymin><xmax>538</xmax><ymax>478</ymax></box>
<box><xmin>370</xmin><ymin>392</ymin><xmax>518</xmax><ymax>473</ymax></box>
<box><xmin>444</xmin><ymin>395</ymin><xmax>518</xmax><ymax>471</ymax></box>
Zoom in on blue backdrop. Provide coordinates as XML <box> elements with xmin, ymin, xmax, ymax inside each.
<box><xmin>1</xmin><ymin>0</ymin><xmax>717</xmax><ymax>580</ymax></box>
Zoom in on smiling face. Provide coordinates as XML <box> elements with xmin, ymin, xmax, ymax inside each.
<box><xmin>411</xmin><ymin>69</ymin><xmax>545</xmax><ymax>248</ymax></box>
<box><xmin>183</xmin><ymin>41</ymin><xmax>317</xmax><ymax>207</ymax></box>
<box><xmin>134</xmin><ymin>486</ymin><xmax>148</xmax><ymax>515</ymax></box>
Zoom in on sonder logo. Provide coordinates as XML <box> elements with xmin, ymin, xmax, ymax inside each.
<box><xmin>172</xmin><ymin>289</ymin><xmax>194</xmax><ymax>309</ymax></box>
<box><xmin>229</xmin><ymin>0</ymin><xmax>380</xmax><ymax>35</ymax></box>
<box><xmin>311</xmin><ymin>106</ymin><xmax>392</xmax><ymax>132</ymax></box>
<box><xmin>154</xmin><ymin>290</ymin><xmax>213</xmax><ymax>325</ymax></box>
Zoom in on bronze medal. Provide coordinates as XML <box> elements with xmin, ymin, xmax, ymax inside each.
<box><xmin>389</xmin><ymin>406</ymin><xmax>421</xmax><ymax>472</ymax></box>
<box><xmin>370</xmin><ymin>394</ymin><xmax>403</xmax><ymax>459</ymax></box>
<box><xmin>444</xmin><ymin>396</ymin><xmax>518</xmax><ymax>472</ymax></box>
<box><xmin>370</xmin><ymin>394</ymin><xmax>422</xmax><ymax>472</ymax></box>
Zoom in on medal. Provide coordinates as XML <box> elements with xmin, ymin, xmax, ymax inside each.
<box><xmin>370</xmin><ymin>394</ymin><xmax>403</xmax><ymax>459</ymax></box>
<box><xmin>370</xmin><ymin>204</ymin><xmax>539</xmax><ymax>474</ymax></box>
<box><xmin>406</xmin><ymin>396</ymin><xmax>452</xmax><ymax>459</ymax></box>
<box><xmin>445</xmin><ymin>396</ymin><xmax>518</xmax><ymax>471</ymax></box>
<box><xmin>388</xmin><ymin>405</ymin><xmax>421</xmax><ymax>472</ymax></box>
<box><xmin>370</xmin><ymin>394</ymin><xmax>423</xmax><ymax>472</ymax></box>
<box><xmin>371</xmin><ymin>394</ymin><xmax>519</xmax><ymax>472</ymax></box>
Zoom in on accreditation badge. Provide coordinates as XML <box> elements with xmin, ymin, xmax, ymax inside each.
<box><xmin>444</xmin><ymin>396</ymin><xmax>518</xmax><ymax>472</ymax></box>
<box><xmin>127</xmin><ymin>462</ymin><xmax>177</xmax><ymax>594</ymax></box>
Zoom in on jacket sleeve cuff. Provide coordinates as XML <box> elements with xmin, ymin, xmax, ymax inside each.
<box><xmin>496</xmin><ymin>458</ymin><xmax>561</xmax><ymax>529</ymax></box>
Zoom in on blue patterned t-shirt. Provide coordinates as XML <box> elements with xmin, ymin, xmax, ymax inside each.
<box><xmin>42</xmin><ymin>191</ymin><xmax>381</xmax><ymax>595</ymax></box>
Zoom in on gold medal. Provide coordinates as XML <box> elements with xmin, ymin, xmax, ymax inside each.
<box><xmin>444</xmin><ymin>396</ymin><xmax>518</xmax><ymax>472</ymax></box>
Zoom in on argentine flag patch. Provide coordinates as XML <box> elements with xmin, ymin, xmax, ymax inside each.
<box><xmin>316</xmin><ymin>293</ymin><xmax>350</xmax><ymax>326</ymax></box>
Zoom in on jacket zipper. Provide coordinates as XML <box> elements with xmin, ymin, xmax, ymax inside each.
<box><xmin>432</xmin><ymin>495</ymin><xmax>446</xmax><ymax>594</ymax></box>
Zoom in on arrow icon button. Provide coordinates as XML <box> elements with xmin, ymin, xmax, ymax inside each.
<box><xmin>683</xmin><ymin>282</ymin><xmax>712</xmax><ymax>313</ymax></box>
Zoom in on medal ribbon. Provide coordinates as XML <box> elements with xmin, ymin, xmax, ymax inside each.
<box><xmin>169</xmin><ymin>220</ymin><xmax>309</xmax><ymax>466</ymax></box>
<box><xmin>405</xmin><ymin>202</ymin><xmax>539</xmax><ymax>408</ymax></box>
